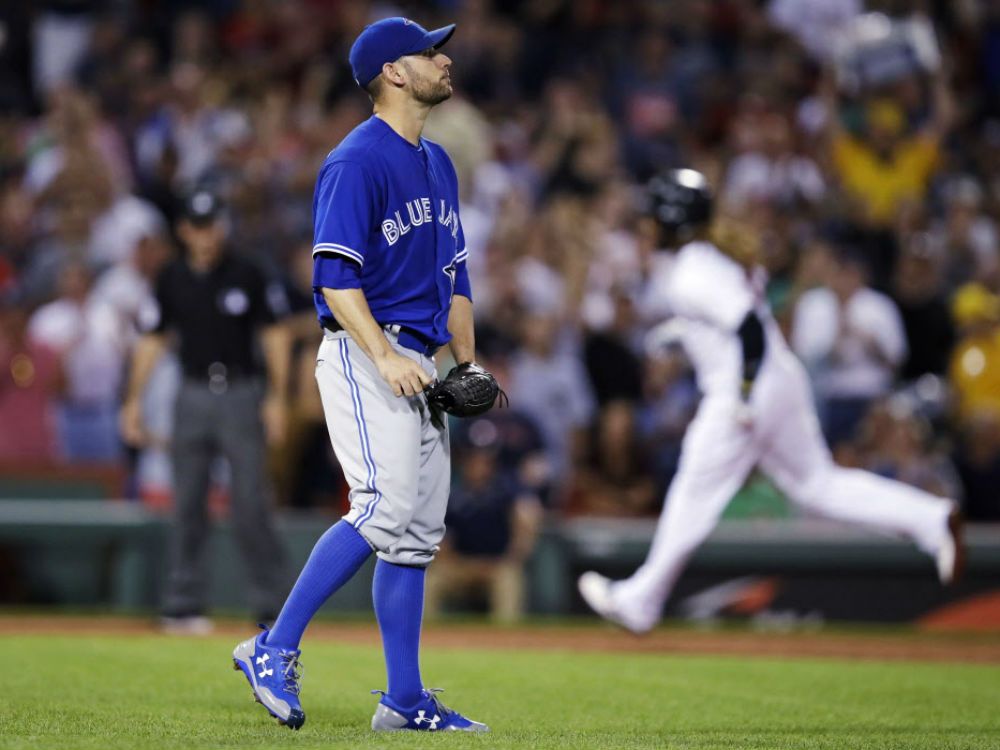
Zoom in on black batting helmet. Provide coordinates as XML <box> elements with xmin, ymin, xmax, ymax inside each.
<box><xmin>646</xmin><ymin>168</ymin><xmax>713</xmax><ymax>237</ymax></box>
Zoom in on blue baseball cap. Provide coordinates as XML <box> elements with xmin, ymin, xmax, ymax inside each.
<box><xmin>349</xmin><ymin>17</ymin><xmax>456</xmax><ymax>89</ymax></box>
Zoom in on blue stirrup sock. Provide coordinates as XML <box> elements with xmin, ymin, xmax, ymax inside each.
<box><xmin>266</xmin><ymin>520</ymin><xmax>372</xmax><ymax>650</ymax></box>
<box><xmin>372</xmin><ymin>559</ymin><xmax>426</xmax><ymax>707</ymax></box>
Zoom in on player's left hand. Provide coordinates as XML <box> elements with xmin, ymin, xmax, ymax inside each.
<box><xmin>425</xmin><ymin>362</ymin><xmax>505</xmax><ymax>417</ymax></box>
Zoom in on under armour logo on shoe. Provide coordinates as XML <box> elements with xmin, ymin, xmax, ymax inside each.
<box><xmin>255</xmin><ymin>653</ymin><xmax>273</xmax><ymax>678</ymax></box>
<box><xmin>414</xmin><ymin>710</ymin><xmax>440</xmax><ymax>729</ymax></box>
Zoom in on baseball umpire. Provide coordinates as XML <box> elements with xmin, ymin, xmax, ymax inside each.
<box><xmin>120</xmin><ymin>189</ymin><xmax>292</xmax><ymax>633</ymax></box>
<box><xmin>579</xmin><ymin>169</ymin><xmax>965</xmax><ymax>634</ymax></box>
<box><xmin>231</xmin><ymin>17</ymin><xmax>500</xmax><ymax>732</ymax></box>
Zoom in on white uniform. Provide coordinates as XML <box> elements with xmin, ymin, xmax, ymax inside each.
<box><xmin>608</xmin><ymin>241</ymin><xmax>952</xmax><ymax>631</ymax></box>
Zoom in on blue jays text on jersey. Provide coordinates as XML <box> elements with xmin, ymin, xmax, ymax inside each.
<box><xmin>311</xmin><ymin>115</ymin><xmax>470</xmax><ymax>351</ymax></box>
<box><xmin>379</xmin><ymin>197</ymin><xmax>459</xmax><ymax>246</ymax></box>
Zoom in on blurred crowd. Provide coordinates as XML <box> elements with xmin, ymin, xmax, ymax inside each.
<box><xmin>2</xmin><ymin>0</ymin><xmax>1000</xmax><ymax>533</ymax></box>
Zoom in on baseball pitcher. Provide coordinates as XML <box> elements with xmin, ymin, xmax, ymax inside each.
<box><xmin>232</xmin><ymin>16</ymin><xmax>498</xmax><ymax>732</ymax></box>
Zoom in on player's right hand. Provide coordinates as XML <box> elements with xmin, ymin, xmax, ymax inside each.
<box><xmin>119</xmin><ymin>397</ymin><xmax>147</xmax><ymax>447</ymax></box>
<box><xmin>375</xmin><ymin>350</ymin><xmax>433</xmax><ymax>397</ymax></box>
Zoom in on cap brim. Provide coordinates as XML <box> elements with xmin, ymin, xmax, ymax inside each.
<box><xmin>186</xmin><ymin>214</ymin><xmax>219</xmax><ymax>227</ymax></box>
<box><xmin>426</xmin><ymin>23</ymin><xmax>456</xmax><ymax>50</ymax></box>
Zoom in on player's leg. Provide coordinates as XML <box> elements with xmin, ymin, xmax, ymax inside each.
<box><xmin>265</xmin><ymin>333</ymin><xmax>425</xmax><ymax>650</ymax></box>
<box><xmin>758</xmin><ymin>358</ymin><xmax>956</xmax><ymax>573</ymax></box>
<box><xmin>162</xmin><ymin>383</ymin><xmax>215</xmax><ymax>624</ymax></box>
<box><xmin>582</xmin><ymin>396</ymin><xmax>758</xmax><ymax>632</ymax></box>
<box><xmin>372</xmin><ymin>561</ymin><xmax>426</xmax><ymax>708</ymax></box>
<box><xmin>217</xmin><ymin>380</ymin><xmax>290</xmax><ymax>621</ymax></box>
<box><xmin>233</xmin><ymin>334</ymin><xmax>424</xmax><ymax>729</ymax></box>
<box><xmin>369</xmin><ymin>344</ymin><xmax>487</xmax><ymax>732</ymax></box>
<box><xmin>372</xmin><ymin>348</ymin><xmax>445</xmax><ymax>708</ymax></box>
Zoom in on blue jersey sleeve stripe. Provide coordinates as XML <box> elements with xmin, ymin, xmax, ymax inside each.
<box><xmin>313</xmin><ymin>243</ymin><xmax>365</xmax><ymax>265</ymax></box>
<box><xmin>455</xmin><ymin>249</ymin><xmax>469</xmax><ymax>263</ymax></box>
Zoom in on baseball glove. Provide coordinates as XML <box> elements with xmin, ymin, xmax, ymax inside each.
<box><xmin>425</xmin><ymin>362</ymin><xmax>505</xmax><ymax>417</ymax></box>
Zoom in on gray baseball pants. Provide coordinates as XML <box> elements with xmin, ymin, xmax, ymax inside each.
<box><xmin>162</xmin><ymin>379</ymin><xmax>289</xmax><ymax>616</ymax></box>
<box><xmin>316</xmin><ymin>328</ymin><xmax>450</xmax><ymax>567</ymax></box>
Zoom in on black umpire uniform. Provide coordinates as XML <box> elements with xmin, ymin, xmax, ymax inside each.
<box><xmin>124</xmin><ymin>190</ymin><xmax>290</xmax><ymax>624</ymax></box>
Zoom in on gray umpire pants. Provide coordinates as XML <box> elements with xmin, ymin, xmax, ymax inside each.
<box><xmin>162</xmin><ymin>379</ymin><xmax>288</xmax><ymax>617</ymax></box>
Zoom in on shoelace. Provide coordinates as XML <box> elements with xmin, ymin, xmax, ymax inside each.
<box><xmin>278</xmin><ymin>652</ymin><xmax>304</xmax><ymax>696</ymax></box>
<box><xmin>424</xmin><ymin>688</ymin><xmax>455</xmax><ymax>718</ymax></box>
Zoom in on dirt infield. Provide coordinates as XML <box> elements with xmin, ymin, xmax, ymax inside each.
<box><xmin>3</xmin><ymin>615</ymin><xmax>1000</xmax><ymax>664</ymax></box>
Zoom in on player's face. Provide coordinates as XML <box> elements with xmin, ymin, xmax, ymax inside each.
<box><xmin>400</xmin><ymin>48</ymin><xmax>452</xmax><ymax>105</ymax></box>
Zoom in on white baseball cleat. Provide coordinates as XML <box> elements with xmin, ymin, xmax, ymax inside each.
<box><xmin>936</xmin><ymin>509</ymin><xmax>966</xmax><ymax>586</ymax></box>
<box><xmin>578</xmin><ymin>572</ymin><xmax>655</xmax><ymax>635</ymax></box>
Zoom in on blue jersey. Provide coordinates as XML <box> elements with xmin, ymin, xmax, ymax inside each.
<box><xmin>311</xmin><ymin>115</ymin><xmax>470</xmax><ymax>350</ymax></box>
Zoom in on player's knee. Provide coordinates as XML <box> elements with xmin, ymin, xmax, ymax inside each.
<box><xmin>360</xmin><ymin>516</ymin><xmax>410</xmax><ymax>547</ymax></box>
<box><xmin>785</xmin><ymin>467</ymin><xmax>832</xmax><ymax>507</ymax></box>
<box><xmin>377</xmin><ymin>549</ymin><xmax>436</xmax><ymax>567</ymax></box>
<box><xmin>354</xmin><ymin>510</ymin><xmax>422</xmax><ymax>552</ymax></box>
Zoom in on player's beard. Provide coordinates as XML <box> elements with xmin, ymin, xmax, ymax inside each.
<box><xmin>403</xmin><ymin>62</ymin><xmax>452</xmax><ymax>106</ymax></box>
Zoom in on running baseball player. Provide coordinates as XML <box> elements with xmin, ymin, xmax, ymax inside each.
<box><xmin>232</xmin><ymin>17</ymin><xmax>498</xmax><ymax>732</ymax></box>
<box><xmin>579</xmin><ymin>169</ymin><xmax>965</xmax><ymax>634</ymax></box>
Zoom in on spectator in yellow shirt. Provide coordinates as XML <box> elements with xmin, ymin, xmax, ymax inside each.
<box><xmin>826</xmin><ymin>71</ymin><xmax>954</xmax><ymax>228</ymax></box>
<box><xmin>949</xmin><ymin>283</ymin><xmax>1000</xmax><ymax>421</ymax></box>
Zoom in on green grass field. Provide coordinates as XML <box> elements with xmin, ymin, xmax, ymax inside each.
<box><xmin>2</xmin><ymin>632</ymin><xmax>999</xmax><ymax>750</ymax></box>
